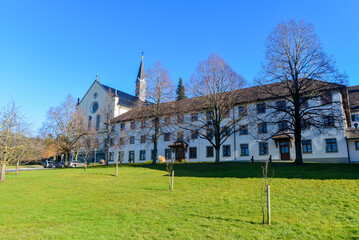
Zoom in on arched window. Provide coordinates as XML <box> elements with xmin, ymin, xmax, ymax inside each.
<box><xmin>88</xmin><ymin>116</ymin><xmax>92</xmax><ymax>130</ymax></box>
<box><xmin>96</xmin><ymin>115</ymin><xmax>101</xmax><ymax>131</ymax></box>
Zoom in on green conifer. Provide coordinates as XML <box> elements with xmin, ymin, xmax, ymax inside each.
<box><xmin>176</xmin><ymin>77</ymin><xmax>187</xmax><ymax>100</ymax></box>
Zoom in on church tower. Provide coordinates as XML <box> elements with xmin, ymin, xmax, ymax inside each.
<box><xmin>135</xmin><ymin>54</ymin><xmax>146</xmax><ymax>101</ymax></box>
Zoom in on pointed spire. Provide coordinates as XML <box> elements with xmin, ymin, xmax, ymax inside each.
<box><xmin>137</xmin><ymin>52</ymin><xmax>145</xmax><ymax>80</ymax></box>
<box><xmin>135</xmin><ymin>53</ymin><xmax>146</xmax><ymax>101</ymax></box>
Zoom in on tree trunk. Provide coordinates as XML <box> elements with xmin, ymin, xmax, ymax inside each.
<box><xmin>64</xmin><ymin>152</ymin><xmax>69</xmax><ymax>166</ymax></box>
<box><xmin>294</xmin><ymin>131</ymin><xmax>303</xmax><ymax>164</ymax></box>
<box><xmin>105</xmin><ymin>145</ymin><xmax>109</xmax><ymax>166</ymax></box>
<box><xmin>0</xmin><ymin>163</ymin><xmax>6</xmax><ymax>182</ymax></box>
<box><xmin>152</xmin><ymin>141</ymin><xmax>157</xmax><ymax>165</ymax></box>
<box><xmin>152</xmin><ymin>118</ymin><xmax>159</xmax><ymax>165</ymax></box>
<box><xmin>215</xmin><ymin>146</ymin><xmax>220</xmax><ymax>164</ymax></box>
<box><xmin>84</xmin><ymin>159</ymin><xmax>87</xmax><ymax>171</ymax></box>
<box><xmin>115</xmin><ymin>160</ymin><xmax>118</xmax><ymax>177</ymax></box>
<box><xmin>15</xmin><ymin>160</ymin><xmax>20</xmax><ymax>175</ymax></box>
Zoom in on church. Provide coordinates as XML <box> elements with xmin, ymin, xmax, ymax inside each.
<box><xmin>77</xmin><ymin>56</ymin><xmax>359</xmax><ymax>164</ymax></box>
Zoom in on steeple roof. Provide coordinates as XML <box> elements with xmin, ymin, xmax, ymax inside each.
<box><xmin>137</xmin><ymin>57</ymin><xmax>145</xmax><ymax>80</ymax></box>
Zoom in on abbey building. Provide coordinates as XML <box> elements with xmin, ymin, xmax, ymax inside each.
<box><xmin>77</xmin><ymin>57</ymin><xmax>359</xmax><ymax>163</ymax></box>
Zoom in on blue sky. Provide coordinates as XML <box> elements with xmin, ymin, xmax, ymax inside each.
<box><xmin>0</xmin><ymin>0</ymin><xmax>358</xmax><ymax>132</ymax></box>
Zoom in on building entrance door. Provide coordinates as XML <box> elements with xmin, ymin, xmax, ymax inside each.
<box><xmin>175</xmin><ymin>149</ymin><xmax>185</xmax><ymax>162</ymax></box>
<box><xmin>280</xmin><ymin>142</ymin><xmax>290</xmax><ymax>160</ymax></box>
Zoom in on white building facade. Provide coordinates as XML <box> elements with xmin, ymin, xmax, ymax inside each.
<box><xmin>77</xmin><ymin>57</ymin><xmax>359</xmax><ymax>164</ymax></box>
<box><xmin>109</xmin><ymin>90</ymin><xmax>353</xmax><ymax>164</ymax></box>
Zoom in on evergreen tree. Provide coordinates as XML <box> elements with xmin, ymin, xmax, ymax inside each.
<box><xmin>176</xmin><ymin>77</ymin><xmax>187</xmax><ymax>100</ymax></box>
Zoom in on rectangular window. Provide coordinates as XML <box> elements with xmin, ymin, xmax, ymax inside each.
<box><xmin>109</xmin><ymin>152</ymin><xmax>114</xmax><ymax>161</ymax></box>
<box><xmin>356</xmin><ymin>141</ymin><xmax>359</xmax><ymax>150</ymax></box>
<box><xmin>130</xmin><ymin>136</ymin><xmax>135</xmax><ymax>144</ymax></box>
<box><xmin>141</xmin><ymin>121</ymin><xmax>146</xmax><ymax>129</ymax></box>
<box><xmin>118</xmin><ymin>151</ymin><xmax>124</xmax><ymax>162</ymax></box>
<box><xmin>259</xmin><ymin>142</ymin><xmax>268</xmax><ymax>155</ymax></box>
<box><xmin>223</xmin><ymin>145</ymin><xmax>231</xmax><ymax>157</ymax></box>
<box><xmin>257</xmin><ymin>103</ymin><xmax>266</xmax><ymax>114</ymax></box>
<box><xmin>177</xmin><ymin>131</ymin><xmax>184</xmax><ymax>141</ymax></box>
<box><xmin>240</xmin><ymin>144</ymin><xmax>249</xmax><ymax>156</ymax></box>
<box><xmin>120</xmin><ymin>123</ymin><xmax>125</xmax><ymax>131</ymax></box>
<box><xmin>239</xmin><ymin>125</ymin><xmax>248</xmax><ymax>135</ymax></box>
<box><xmin>321</xmin><ymin>94</ymin><xmax>333</xmax><ymax>105</ymax></box>
<box><xmin>110</xmin><ymin>138</ymin><xmax>114</xmax><ymax>147</ymax></box>
<box><xmin>189</xmin><ymin>147</ymin><xmax>197</xmax><ymax>159</ymax></box>
<box><xmin>111</xmin><ymin>125</ymin><xmax>116</xmax><ymax>132</ymax></box>
<box><xmin>165</xmin><ymin>149</ymin><xmax>172</xmax><ymax>160</ymax></box>
<box><xmin>302</xmin><ymin>140</ymin><xmax>312</xmax><ymax>153</ymax></box>
<box><xmin>191</xmin><ymin>130</ymin><xmax>199</xmax><ymax>139</ymax></box>
<box><xmin>206</xmin><ymin>111</ymin><xmax>212</xmax><ymax>121</ymax></box>
<box><xmin>164</xmin><ymin>117</ymin><xmax>170</xmax><ymax>125</ymax></box>
<box><xmin>238</xmin><ymin>106</ymin><xmax>247</xmax><ymax>116</ymax></box>
<box><xmin>258</xmin><ymin>123</ymin><xmax>267</xmax><ymax>134</ymax></box>
<box><xmin>323</xmin><ymin>116</ymin><xmax>335</xmax><ymax>127</ymax></box>
<box><xmin>164</xmin><ymin>133</ymin><xmax>170</xmax><ymax>142</ymax></box>
<box><xmin>140</xmin><ymin>135</ymin><xmax>146</xmax><ymax>144</ymax></box>
<box><xmin>120</xmin><ymin>137</ymin><xmax>125</xmax><ymax>145</ymax></box>
<box><xmin>300</xmin><ymin>98</ymin><xmax>309</xmax><ymax>108</ymax></box>
<box><xmin>139</xmin><ymin>150</ymin><xmax>146</xmax><ymax>161</ymax></box>
<box><xmin>351</xmin><ymin>114</ymin><xmax>359</xmax><ymax>122</ymax></box>
<box><xmin>206</xmin><ymin>146</ymin><xmax>214</xmax><ymax>157</ymax></box>
<box><xmin>177</xmin><ymin>115</ymin><xmax>184</xmax><ymax>124</ymax></box>
<box><xmin>326</xmin><ymin>139</ymin><xmax>338</xmax><ymax>152</ymax></box>
<box><xmin>278</xmin><ymin>121</ymin><xmax>288</xmax><ymax>131</ymax></box>
<box><xmin>131</xmin><ymin>121</ymin><xmax>136</xmax><ymax>130</ymax></box>
<box><xmin>223</xmin><ymin>110</ymin><xmax>230</xmax><ymax>118</ymax></box>
<box><xmin>276</xmin><ymin>100</ymin><xmax>286</xmax><ymax>111</ymax></box>
<box><xmin>129</xmin><ymin>151</ymin><xmax>135</xmax><ymax>162</ymax></box>
<box><xmin>191</xmin><ymin>113</ymin><xmax>198</xmax><ymax>122</ymax></box>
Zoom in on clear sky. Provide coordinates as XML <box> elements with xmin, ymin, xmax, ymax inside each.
<box><xmin>0</xmin><ymin>0</ymin><xmax>358</xmax><ymax>132</ymax></box>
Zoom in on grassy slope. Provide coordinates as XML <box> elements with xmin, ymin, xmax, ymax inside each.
<box><xmin>0</xmin><ymin>162</ymin><xmax>358</xmax><ymax>240</ymax></box>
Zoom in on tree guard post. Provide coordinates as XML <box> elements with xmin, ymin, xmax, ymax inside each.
<box><xmin>267</xmin><ymin>185</ymin><xmax>271</xmax><ymax>225</ymax></box>
<box><xmin>171</xmin><ymin>170</ymin><xmax>174</xmax><ymax>191</ymax></box>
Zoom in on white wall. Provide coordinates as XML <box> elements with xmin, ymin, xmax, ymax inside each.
<box><xmin>348</xmin><ymin>140</ymin><xmax>359</xmax><ymax>162</ymax></box>
<box><xmin>109</xmin><ymin>91</ymin><xmax>349</xmax><ymax>163</ymax></box>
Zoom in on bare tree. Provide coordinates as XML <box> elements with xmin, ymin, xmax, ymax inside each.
<box><xmin>42</xmin><ymin>95</ymin><xmax>88</xmax><ymax>165</ymax></box>
<box><xmin>77</xmin><ymin>133</ymin><xmax>97</xmax><ymax>171</ymax></box>
<box><xmin>99</xmin><ymin>90</ymin><xmax>116</xmax><ymax>165</ymax></box>
<box><xmin>256</xmin><ymin>20</ymin><xmax>348</xmax><ymax>164</ymax></box>
<box><xmin>137</xmin><ymin>62</ymin><xmax>175</xmax><ymax>165</ymax></box>
<box><xmin>0</xmin><ymin>100</ymin><xmax>19</xmax><ymax>182</ymax></box>
<box><xmin>12</xmin><ymin>125</ymin><xmax>32</xmax><ymax>176</ymax></box>
<box><xmin>111</xmin><ymin>131</ymin><xmax>125</xmax><ymax>176</ymax></box>
<box><xmin>187</xmin><ymin>53</ymin><xmax>246</xmax><ymax>164</ymax></box>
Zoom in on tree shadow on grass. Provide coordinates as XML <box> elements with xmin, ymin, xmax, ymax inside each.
<box><xmin>127</xmin><ymin>162</ymin><xmax>359</xmax><ymax>180</ymax></box>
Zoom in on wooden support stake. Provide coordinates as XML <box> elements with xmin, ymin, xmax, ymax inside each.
<box><xmin>267</xmin><ymin>185</ymin><xmax>271</xmax><ymax>225</ymax></box>
<box><xmin>171</xmin><ymin>170</ymin><xmax>174</xmax><ymax>191</ymax></box>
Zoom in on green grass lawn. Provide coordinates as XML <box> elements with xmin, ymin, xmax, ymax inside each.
<box><xmin>0</xmin><ymin>162</ymin><xmax>358</xmax><ymax>240</ymax></box>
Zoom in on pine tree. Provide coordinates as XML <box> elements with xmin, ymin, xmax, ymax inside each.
<box><xmin>176</xmin><ymin>77</ymin><xmax>187</xmax><ymax>100</ymax></box>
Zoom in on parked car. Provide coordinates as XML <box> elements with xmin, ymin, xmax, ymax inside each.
<box><xmin>43</xmin><ymin>160</ymin><xmax>55</xmax><ymax>168</ymax></box>
<box><xmin>55</xmin><ymin>162</ymin><xmax>64</xmax><ymax>168</ymax></box>
<box><xmin>68</xmin><ymin>161</ymin><xmax>85</xmax><ymax>168</ymax></box>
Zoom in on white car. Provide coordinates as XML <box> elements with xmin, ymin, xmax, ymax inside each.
<box><xmin>68</xmin><ymin>161</ymin><xmax>85</xmax><ymax>167</ymax></box>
